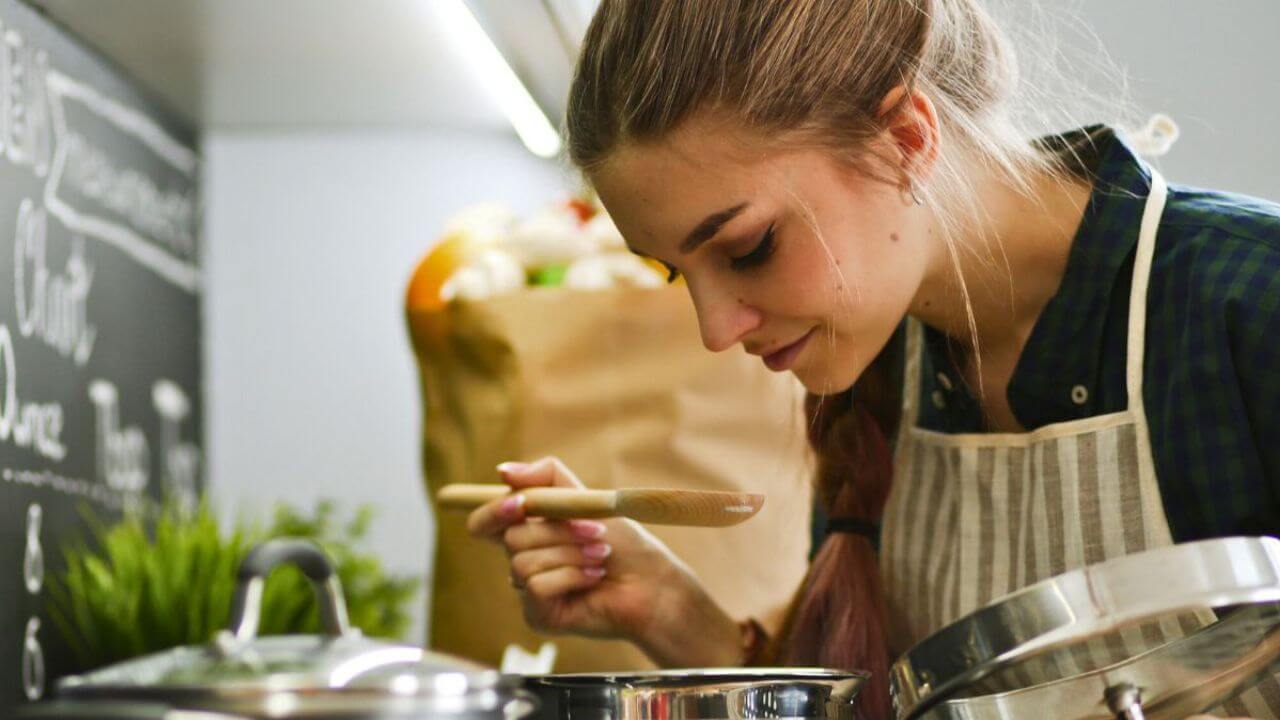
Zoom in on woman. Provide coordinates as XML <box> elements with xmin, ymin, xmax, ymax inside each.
<box><xmin>466</xmin><ymin>1</ymin><xmax>1280</xmax><ymax>717</ymax></box>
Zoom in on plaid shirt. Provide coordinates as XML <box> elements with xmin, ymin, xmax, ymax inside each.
<box><xmin>909</xmin><ymin>126</ymin><xmax>1280</xmax><ymax>544</ymax></box>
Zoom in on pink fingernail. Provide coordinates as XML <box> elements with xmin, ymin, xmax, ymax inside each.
<box><xmin>497</xmin><ymin>462</ymin><xmax>530</xmax><ymax>475</ymax></box>
<box><xmin>570</xmin><ymin>520</ymin><xmax>607</xmax><ymax>540</ymax></box>
<box><xmin>499</xmin><ymin>495</ymin><xmax>526</xmax><ymax>517</ymax></box>
<box><xmin>581</xmin><ymin>543</ymin><xmax>612</xmax><ymax>560</ymax></box>
<box><xmin>583</xmin><ymin>566</ymin><xmax>607</xmax><ymax>579</ymax></box>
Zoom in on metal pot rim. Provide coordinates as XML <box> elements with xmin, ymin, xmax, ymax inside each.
<box><xmin>525</xmin><ymin>667</ymin><xmax>867</xmax><ymax>685</ymax></box>
<box><xmin>521</xmin><ymin>667</ymin><xmax>866</xmax><ymax>720</ymax></box>
<box><xmin>59</xmin><ymin>665</ymin><xmax>511</xmax><ymax>697</ymax></box>
<box><xmin>56</xmin><ymin>682</ymin><xmax>532</xmax><ymax>718</ymax></box>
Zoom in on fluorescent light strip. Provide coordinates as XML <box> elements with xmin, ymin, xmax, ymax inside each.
<box><xmin>436</xmin><ymin>0</ymin><xmax>563</xmax><ymax>159</ymax></box>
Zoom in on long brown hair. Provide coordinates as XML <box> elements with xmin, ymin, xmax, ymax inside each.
<box><xmin>772</xmin><ymin>342</ymin><xmax>902</xmax><ymax>720</ymax></box>
<box><xmin>565</xmin><ymin>1</ymin><xmax>1064</xmax><ymax>717</ymax></box>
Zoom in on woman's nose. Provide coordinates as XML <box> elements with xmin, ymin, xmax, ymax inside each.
<box><xmin>691</xmin><ymin>285</ymin><xmax>763</xmax><ymax>353</ymax></box>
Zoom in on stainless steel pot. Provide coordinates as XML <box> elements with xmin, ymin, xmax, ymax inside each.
<box><xmin>522</xmin><ymin>668</ymin><xmax>867</xmax><ymax>720</ymax></box>
<box><xmin>20</xmin><ymin>538</ymin><xmax>537</xmax><ymax>720</ymax></box>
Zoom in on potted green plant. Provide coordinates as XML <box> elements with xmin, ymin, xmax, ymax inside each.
<box><xmin>46</xmin><ymin>498</ymin><xmax>419</xmax><ymax>673</ymax></box>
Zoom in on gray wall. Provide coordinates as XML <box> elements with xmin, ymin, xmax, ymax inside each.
<box><xmin>1001</xmin><ymin>0</ymin><xmax>1280</xmax><ymax>199</ymax></box>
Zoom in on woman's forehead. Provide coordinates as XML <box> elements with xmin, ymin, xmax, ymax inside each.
<box><xmin>591</xmin><ymin>134</ymin><xmax>847</xmax><ymax>254</ymax></box>
<box><xmin>598</xmin><ymin>131</ymin><xmax>748</xmax><ymax>187</ymax></box>
<box><xmin>591</xmin><ymin>147</ymin><xmax>757</xmax><ymax>253</ymax></box>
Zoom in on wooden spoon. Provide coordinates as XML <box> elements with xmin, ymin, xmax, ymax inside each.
<box><xmin>436</xmin><ymin>484</ymin><xmax>765</xmax><ymax>527</ymax></box>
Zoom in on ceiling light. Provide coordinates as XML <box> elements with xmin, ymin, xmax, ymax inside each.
<box><xmin>435</xmin><ymin>0</ymin><xmax>563</xmax><ymax>159</ymax></box>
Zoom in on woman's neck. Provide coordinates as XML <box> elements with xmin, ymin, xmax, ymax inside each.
<box><xmin>908</xmin><ymin>160</ymin><xmax>1093</xmax><ymax>357</ymax></box>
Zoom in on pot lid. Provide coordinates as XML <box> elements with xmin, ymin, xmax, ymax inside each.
<box><xmin>58</xmin><ymin>539</ymin><xmax>515</xmax><ymax>709</ymax></box>
<box><xmin>890</xmin><ymin>536</ymin><xmax>1280</xmax><ymax>720</ymax></box>
<box><xmin>60</xmin><ymin>635</ymin><xmax>503</xmax><ymax>694</ymax></box>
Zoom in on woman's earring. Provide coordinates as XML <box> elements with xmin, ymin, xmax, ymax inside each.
<box><xmin>901</xmin><ymin>180</ymin><xmax>925</xmax><ymax>207</ymax></box>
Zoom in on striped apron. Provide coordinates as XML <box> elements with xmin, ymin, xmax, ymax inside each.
<box><xmin>880</xmin><ymin>171</ymin><xmax>1280</xmax><ymax>718</ymax></box>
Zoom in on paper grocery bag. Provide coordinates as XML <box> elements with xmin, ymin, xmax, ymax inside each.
<box><xmin>407</xmin><ymin>285</ymin><xmax>813</xmax><ymax>671</ymax></box>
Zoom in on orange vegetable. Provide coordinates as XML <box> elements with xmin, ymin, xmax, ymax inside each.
<box><xmin>405</xmin><ymin>232</ymin><xmax>481</xmax><ymax>311</ymax></box>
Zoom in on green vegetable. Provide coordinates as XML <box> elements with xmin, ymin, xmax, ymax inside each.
<box><xmin>45</xmin><ymin>497</ymin><xmax>419</xmax><ymax>673</ymax></box>
<box><xmin>529</xmin><ymin>263</ymin><xmax>569</xmax><ymax>287</ymax></box>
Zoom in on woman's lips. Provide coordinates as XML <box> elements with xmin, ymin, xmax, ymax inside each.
<box><xmin>762</xmin><ymin>329</ymin><xmax>815</xmax><ymax>372</ymax></box>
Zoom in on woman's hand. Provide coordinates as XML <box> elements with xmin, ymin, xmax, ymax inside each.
<box><xmin>466</xmin><ymin>456</ymin><xmax>743</xmax><ymax>667</ymax></box>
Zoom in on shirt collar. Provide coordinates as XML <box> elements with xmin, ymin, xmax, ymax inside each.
<box><xmin>1005</xmin><ymin>125</ymin><xmax>1157</xmax><ymax>425</ymax></box>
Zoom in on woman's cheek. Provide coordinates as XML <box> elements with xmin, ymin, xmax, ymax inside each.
<box><xmin>778</xmin><ymin>230</ymin><xmax>855</xmax><ymax>314</ymax></box>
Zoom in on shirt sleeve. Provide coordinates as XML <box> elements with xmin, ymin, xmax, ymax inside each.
<box><xmin>1219</xmin><ymin>234</ymin><xmax>1280</xmax><ymax>535</ymax></box>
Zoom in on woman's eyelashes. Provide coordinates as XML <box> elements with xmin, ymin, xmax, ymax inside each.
<box><xmin>729</xmin><ymin>224</ymin><xmax>777</xmax><ymax>272</ymax></box>
<box><xmin>653</xmin><ymin>223</ymin><xmax>776</xmax><ymax>283</ymax></box>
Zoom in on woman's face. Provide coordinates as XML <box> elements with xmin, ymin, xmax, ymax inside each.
<box><xmin>591</xmin><ymin>120</ymin><xmax>934</xmax><ymax>394</ymax></box>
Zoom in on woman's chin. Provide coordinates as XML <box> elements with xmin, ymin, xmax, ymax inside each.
<box><xmin>792</xmin><ymin>364</ymin><xmax>858</xmax><ymax>396</ymax></box>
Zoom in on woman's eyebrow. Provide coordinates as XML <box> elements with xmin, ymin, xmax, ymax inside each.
<box><xmin>680</xmin><ymin>202</ymin><xmax>748</xmax><ymax>253</ymax></box>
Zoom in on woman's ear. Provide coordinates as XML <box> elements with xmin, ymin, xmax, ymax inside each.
<box><xmin>876</xmin><ymin>86</ymin><xmax>940</xmax><ymax>191</ymax></box>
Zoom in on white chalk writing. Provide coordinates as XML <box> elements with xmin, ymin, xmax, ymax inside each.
<box><xmin>153</xmin><ymin>380</ymin><xmax>199</xmax><ymax>509</ymax></box>
<box><xmin>23</xmin><ymin>503</ymin><xmax>41</xmax><ymax>594</ymax></box>
<box><xmin>61</xmin><ymin>132</ymin><xmax>194</xmax><ymax>258</ymax></box>
<box><xmin>44</xmin><ymin>69</ymin><xmax>199</xmax><ymax>292</ymax></box>
<box><xmin>0</xmin><ymin>324</ymin><xmax>65</xmax><ymax>461</ymax></box>
<box><xmin>22</xmin><ymin>616</ymin><xmax>42</xmax><ymax>700</ymax></box>
<box><xmin>14</xmin><ymin>198</ymin><xmax>95</xmax><ymax>364</ymax></box>
<box><xmin>88</xmin><ymin>379</ymin><xmax>149</xmax><ymax>494</ymax></box>
<box><xmin>2</xmin><ymin>467</ymin><xmax>126</xmax><ymax>510</ymax></box>
<box><xmin>0</xmin><ymin>21</ymin><xmax>50</xmax><ymax>178</ymax></box>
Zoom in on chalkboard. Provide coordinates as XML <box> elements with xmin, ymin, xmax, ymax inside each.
<box><xmin>0</xmin><ymin>0</ymin><xmax>201</xmax><ymax>709</ymax></box>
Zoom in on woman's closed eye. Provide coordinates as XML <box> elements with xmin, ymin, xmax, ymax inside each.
<box><xmin>729</xmin><ymin>224</ymin><xmax>777</xmax><ymax>272</ymax></box>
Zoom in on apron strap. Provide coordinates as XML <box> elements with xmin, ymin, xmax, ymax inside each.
<box><xmin>1125</xmin><ymin>170</ymin><xmax>1168</xmax><ymax>412</ymax></box>
<box><xmin>901</xmin><ymin>319</ymin><xmax>923</xmax><ymax>426</ymax></box>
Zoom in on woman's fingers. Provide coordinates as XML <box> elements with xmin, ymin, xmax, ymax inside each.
<box><xmin>504</xmin><ymin>519</ymin><xmax>607</xmax><ymax>552</ymax></box>
<box><xmin>511</xmin><ymin>543</ymin><xmax>611</xmax><ymax>584</ymax></box>
<box><xmin>467</xmin><ymin>493</ymin><xmax>527</xmax><ymax>540</ymax></box>
<box><xmin>498</xmin><ymin>456</ymin><xmax>585</xmax><ymax>490</ymax></box>
<box><xmin>522</xmin><ymin>564</ymin><xmax>607</xmax><ymax>599</ymax></box>
<box><xmin>469</xmin><ymin>456</ymin><xmax>591</xmax><ymax>543</ymax></box>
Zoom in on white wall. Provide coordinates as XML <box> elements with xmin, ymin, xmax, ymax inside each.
<box><xmin>202</xmin><ymin>128</ymin><xmax>570</xmax><ymax>643</ymax></box>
